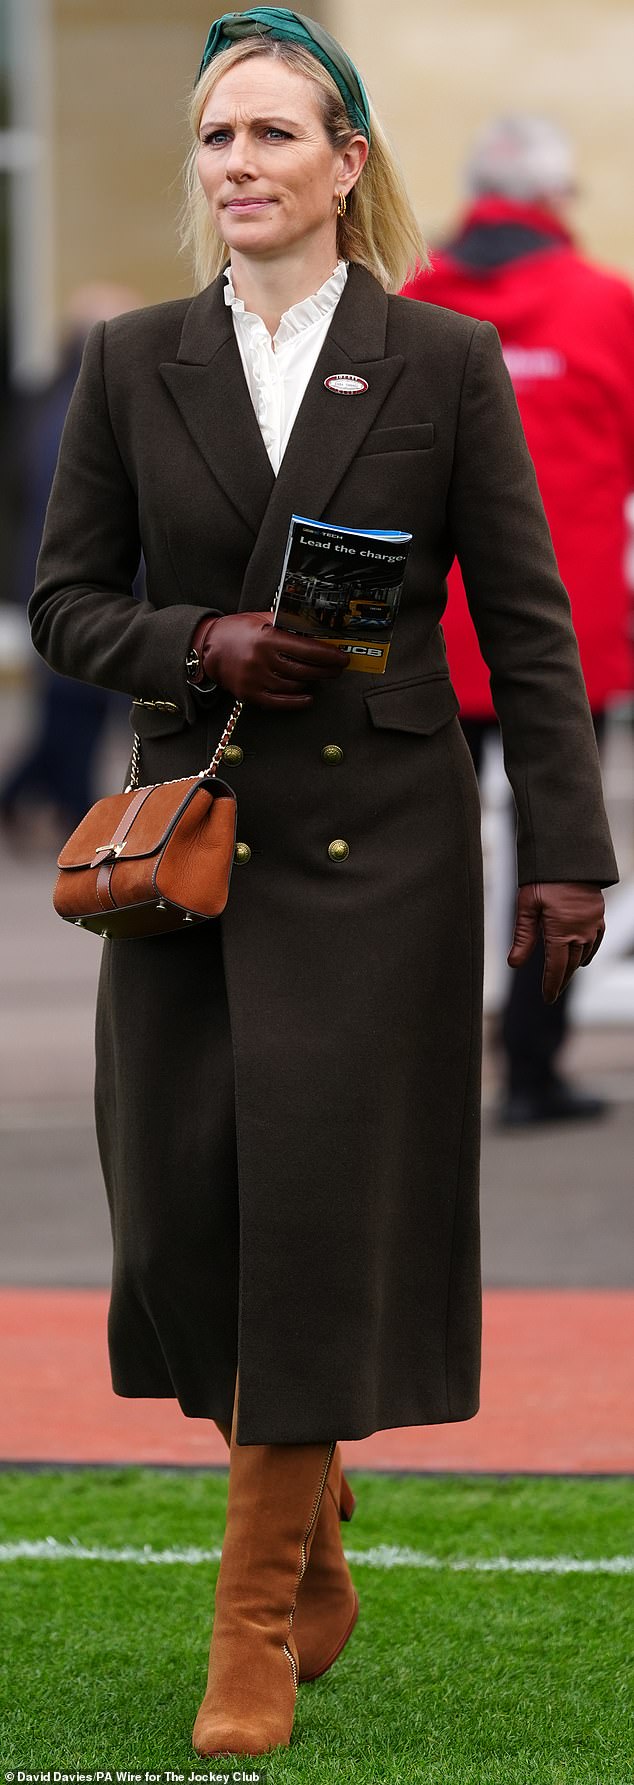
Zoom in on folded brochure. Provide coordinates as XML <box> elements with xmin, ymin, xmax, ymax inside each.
<box><xmin>273</xmin><ymin>514</ymin><xmax>412</xmax><ymax>674</ymax></box>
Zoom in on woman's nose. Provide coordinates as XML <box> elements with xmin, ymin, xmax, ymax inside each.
<box><xmin>225</xmin><ymin>132</ymin><xmax>257</xmax><ymax>180</ymax></box>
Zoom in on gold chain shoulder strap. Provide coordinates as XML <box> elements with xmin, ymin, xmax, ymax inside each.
<box><xmin>126</xmin><ymin>698</ymin><xmax>243</xmax><ymax>793</ymax></box>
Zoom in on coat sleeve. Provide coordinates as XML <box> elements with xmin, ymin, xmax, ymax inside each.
<box><xmin>27</xmin><ymin>321</ymin><xmax>221</xmax><ymax>726</ymax></box>
<box><xmin>446</xmin><ymin>318</ymin><xmax>619</xmax><ymax>887</ymax></box>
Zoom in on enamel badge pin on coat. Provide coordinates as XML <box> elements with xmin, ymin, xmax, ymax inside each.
<box><xmin>324</xmin><ymin>374</ymin><xmax>369</xmax><ymax>395</ymax></box>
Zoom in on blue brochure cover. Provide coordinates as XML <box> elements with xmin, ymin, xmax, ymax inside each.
<box><xmin>273</xmin><ymin>514</ymin><xmax>412</xmax><ymax>674</ymax></box>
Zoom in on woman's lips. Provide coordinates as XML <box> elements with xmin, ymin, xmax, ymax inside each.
<box><xmin>225</xmin><ymin>198</ymin><xmax>276</xmax><ymax>211</ymax></box>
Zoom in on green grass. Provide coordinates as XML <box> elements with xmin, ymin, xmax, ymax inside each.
<box><xmin>0</xmin><ymin>1468</ymin><xmax>632</xmax><ymax>1784</ymax></box>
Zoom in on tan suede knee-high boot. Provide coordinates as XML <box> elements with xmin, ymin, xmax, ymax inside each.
<box><xmin>192</xmin><ymin>1384</ymin><xmax>335</xmax><ymax>1756</ymax></box>
<box><xmin>214</xmin><ymin>1418</ymin><xmax>359</xmax><ymax>1682</ymax></box>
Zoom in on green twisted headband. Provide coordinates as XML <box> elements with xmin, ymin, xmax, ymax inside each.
<box><xmin>197</xmin><ymin>8</ymin><xmax>372</xmax><ymax>144</ymax></box>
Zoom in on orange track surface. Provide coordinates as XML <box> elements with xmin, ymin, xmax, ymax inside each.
<box><xmin>1</xmin><ymin>1287</ymin><xmax>632</xmax><ymax>1473</ymax></box>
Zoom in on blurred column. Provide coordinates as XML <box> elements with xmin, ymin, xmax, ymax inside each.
<box><xmin>6</xmin><ymin>0</ymin><xmax>56</xmax><ymax>381</ymax></box>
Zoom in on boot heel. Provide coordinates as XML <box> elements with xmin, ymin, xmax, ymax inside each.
<box><xmin>339</xmin><ymin>1473</ymin><xmax>356</xmax><ymax>1521</ymax></box>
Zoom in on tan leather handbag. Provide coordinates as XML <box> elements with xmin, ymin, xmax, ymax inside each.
<box><xmin>53</xmin><ymin>700</ymin><xmax>242</xmax><ymax>940</ymax></box>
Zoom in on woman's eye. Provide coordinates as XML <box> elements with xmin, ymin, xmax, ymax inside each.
<box><xmin>200</xmin><ymin>127</ymin><xmax>291</xmax><ymax>146</ymax></box>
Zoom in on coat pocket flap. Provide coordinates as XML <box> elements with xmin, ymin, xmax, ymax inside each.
<box><xmin>357</xmin><ymin>422</ymin><xmax>435</xmax><ymax>457</ymax></box>
<box><xmin>364</xmin><ymin>673</ymin><xmax>460</xmax><ymax>735</ymax></box>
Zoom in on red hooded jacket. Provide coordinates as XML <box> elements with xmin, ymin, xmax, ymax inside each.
<box><xmin>403</xmin><ymin>197</ymin><xmax>634</xmax><ymax>714</ymax></box>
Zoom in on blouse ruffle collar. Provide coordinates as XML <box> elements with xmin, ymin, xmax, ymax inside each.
<box><xmin>223</xmin><ymin>260</ymin><xmax>348</xmax><ymax>347</ymax></box>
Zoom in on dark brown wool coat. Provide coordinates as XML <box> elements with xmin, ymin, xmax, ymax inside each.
<box><xmin>30</xmin><ymin>263</ymin><xmax>618</xmax><ymax>1444</ymax></box>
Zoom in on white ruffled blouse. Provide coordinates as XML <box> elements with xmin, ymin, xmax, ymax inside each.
<box><xmin>223</xmin><ymin>260</ymin><xmax>348</xmax><ymax>475</ymax></box>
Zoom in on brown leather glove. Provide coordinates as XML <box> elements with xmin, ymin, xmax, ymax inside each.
<box><xmin>508</xmin><ymin>881</ymin><xmax>606</xmax><ymax>1003</ymax></box>
<box><xmin>199</xmin><ymin>612</ymin><xmax>349</xmax><ymax>708</ymax></box>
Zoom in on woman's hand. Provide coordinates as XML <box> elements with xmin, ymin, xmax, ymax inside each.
<box><xmin>508</xmin><ymin>882</ymin><xmax>606</xmax><ymax>1003</ymax></box>
<box><xmin>199</xmin><ymin>612</ymin><xmax>349</xmax><ymax>708</ymax></box>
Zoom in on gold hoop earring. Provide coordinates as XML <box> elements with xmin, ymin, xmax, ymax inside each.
<box><xmin>337</xmin><ymin>191</ymin><xmax>347</xmax><ymax>218</ymax></box>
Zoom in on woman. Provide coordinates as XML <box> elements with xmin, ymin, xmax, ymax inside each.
<box><xmin>29</xmin><ymin>8</ymin><xmax>617</xmax><ymax>1760</ymax></box>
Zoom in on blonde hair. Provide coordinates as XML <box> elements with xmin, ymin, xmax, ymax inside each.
<box><xmin>179</xmin><ymin>38</ymin><xmax>429</xmax><ymax>294</ymax></box>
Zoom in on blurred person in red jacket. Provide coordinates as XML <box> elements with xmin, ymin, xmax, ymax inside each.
<box><xmin>403</xmin><ymin>115</ymin><xmax>634</xmax><ymax>1126</ymax></box>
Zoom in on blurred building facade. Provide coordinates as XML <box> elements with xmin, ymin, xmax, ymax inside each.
<box><xmin>337</xmin><ymin>0</ymin><xmax>634</xmax><ymax>281</ymax></box>
<box><xmin>1</xmin><ymin>0</ymin><xmax>633</xmax><ymax>382</ymax></box>
<box><xmin>3</xmin><ymin>0</ymin><xmax>328</xmax><ymax>381</ymax></box>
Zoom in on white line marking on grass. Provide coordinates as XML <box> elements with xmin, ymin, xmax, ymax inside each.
<box><xmin>346</xmin><ymin>1547</ymin><xmax>634</xmax><ymax>1575</ymax></box>
<box><xmin>0</xmin><ymin>1539</ymin><xmax>224</xmax><ymax>1564</ymax></box>
<box><xmin>0</xmin><ymin>1538</ymin><xmax>633</xmax><ymax>1574</ymax></box>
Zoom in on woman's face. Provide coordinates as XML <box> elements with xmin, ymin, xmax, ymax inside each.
<box><xmin>197</xmin><ymin>56</ymin><xmax>366</xmax><ymax>262</ymax></box>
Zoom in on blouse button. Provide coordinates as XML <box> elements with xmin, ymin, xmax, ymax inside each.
<box><xmin>328</xmin><ymin>838</ymin><xmax>349</xmax><ymax>862</ymax></box>
<box><xmin>223</xmin><ymin>745</ymin><xmax>244</xmax><ymax>765</ymax></box>
<box><xmin>321</xmin><ymin>744</ymin><xmax>344</xmax><ymax>764</ymax></box>
<box><xmin>234</xmin><ymin>842</ymin><xmax>251</xmax><ymax>865</ymax></box>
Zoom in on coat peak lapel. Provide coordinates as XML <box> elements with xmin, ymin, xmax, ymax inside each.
<box><xmin>159</xmin><ymin>274</ymin><xmax>275</xmax><ymax>537</ymax></box>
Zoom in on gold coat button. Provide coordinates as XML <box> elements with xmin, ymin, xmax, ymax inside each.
<box><xmin>223</xmin><ymin>745</ymin><xmax>244</xmax><ymax>765</ymax></box>
<box><xmin>328</xmin><ymin>838</ymin><xmax>350</xmax><ymax>862</ymax></box>
<box><xmin>321</xmin><ymin>743</ymin><xmax>344</xmax><ymax>764</ymax></box>
<box><xmin>234</xmin><ymin>842</ymin><xmax>251</xmax><ymax>865</ymax></box>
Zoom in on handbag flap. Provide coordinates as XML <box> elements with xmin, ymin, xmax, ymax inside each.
<box><xmin>57</xmin><ymin>779</ymin><xmax>213</xmax><ymax>869</ymax></box>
